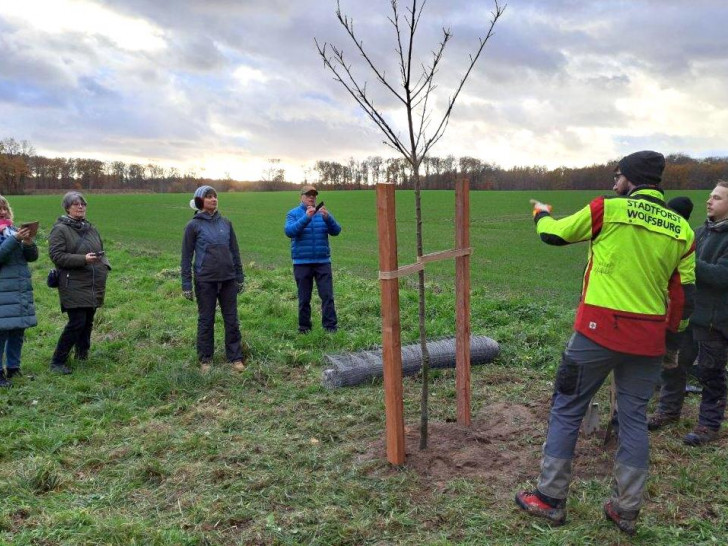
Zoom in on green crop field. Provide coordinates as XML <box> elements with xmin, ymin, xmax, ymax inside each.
<box><xmin>1</xmin><ymin>189</ymin><xmax>725</xmax><ymax>544</ymax></box>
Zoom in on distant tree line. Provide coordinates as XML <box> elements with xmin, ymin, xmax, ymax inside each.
<box><xmin>314</xmin><ymin>154</ymin><xmax>728</xmax><ymax>191</ymax></box>
<box><xmin>0</xmin><ymin>138</ymin><xmax>260</xmax><ymax>195</ymax></box>
<box><xmin>2</xmin><ymin>137</ymin><xmax>727</xmax><ymax>195</ymax></box>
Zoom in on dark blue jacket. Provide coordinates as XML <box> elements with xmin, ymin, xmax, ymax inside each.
<box><xmin>181</xmin><ymin>211</ymin><xmax>244</xmax><ymax>291</ymax></box>
<box><xmin>0</xmin><ymin>227</ymin><xmax>38</xmax><ymax>330</ymax></box>
<box><xmin>284</xmin><ymin>203</ymin><xmax>341</xmax><ymax>264</ymax></box>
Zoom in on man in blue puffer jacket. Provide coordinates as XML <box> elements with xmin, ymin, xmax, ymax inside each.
<box><xmin>285</xmin><ymin>185</ymin><xmax>342</xmax><ymax>333</ymax></box>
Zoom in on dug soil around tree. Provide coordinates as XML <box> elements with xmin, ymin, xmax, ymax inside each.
<box><xmin>362</xmin><ymin>400</ymin><xmax>615</xmax><ymax>498</ymax></box>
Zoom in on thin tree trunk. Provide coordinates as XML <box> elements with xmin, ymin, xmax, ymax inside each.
<box><xmin>413</xmin><ymin>170</ymin><xmax>431</xmax><ymax>450</ymax></box>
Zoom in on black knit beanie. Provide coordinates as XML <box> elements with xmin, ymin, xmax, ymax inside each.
<box><xmin>667</xmin><ymin>196</ymin><xmax>694</xmax><ymax>221</ymax></box>
<box><xmin>617</xmin><ymin>150</ymin><xmax>665</xmax><ymax>187</ymax></box>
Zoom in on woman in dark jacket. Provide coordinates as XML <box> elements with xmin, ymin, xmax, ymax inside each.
<box><xmin>0</xmin><ymin>195</ymin><xmax>38</xmax><ymax>387</ymax></box>
<box><xmin>48</xmin><ymin>192</ymin><xmax>110</xmax><ymax>374</ymax></box>
<box><xmin>181</xmin><ymin>186</ymin><xmax>245</xmax><ymax>372</ymax></box>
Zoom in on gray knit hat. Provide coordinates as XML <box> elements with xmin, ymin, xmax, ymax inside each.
<box><xmin>189</xmin><ymin>185</ymin><xmax>217</xmax><ymax>210</ymax></box>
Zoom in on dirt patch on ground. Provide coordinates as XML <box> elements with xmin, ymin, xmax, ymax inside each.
<box><xmin>362</xmin><ymin>401</ymin><xmax>614</xmax><ymax>496</ymax></box>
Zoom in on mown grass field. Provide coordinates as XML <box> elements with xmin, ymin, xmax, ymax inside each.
<box><xmin>1</xmin><ymin>189</ymin><xmax>726</xmax><ymax>545</ymax></box>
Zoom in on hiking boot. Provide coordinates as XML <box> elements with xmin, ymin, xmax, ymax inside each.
<box><xmin>50</xmin><ymin>363</ymin><xmax>72</xmax><ymax>375</ymax></box>
<box><xmin>0</xmin><ymin>371</ymin><xmax>11</xmax><ymax>388</ymax></box>
<box><xmin>603</xmin><ymin>500</ymin><xmax>637</xmax><ymax>535</ymax></box>
<box><xmin>231</xmin><ymin>360</ymin><xmax>246</xmax><ymax>372</ymax></box>
<box><xmin>647</xmin><ymin>412</ymin><xmax>679</xmax><ymax>431</ymax></box>
<box><xmin>515</xmin><ymin>490</ymin><xmax>566</xmax><ymax>525</ymax></box>
<box><xmin>683</xmin><ymin>425</ymin><xmax>719</xmax><ymax>446</ymax></box>
<box><xmin>6</xmin><ymin>368</ymin><xmax>22</xmax><ymax>379</ymax></box>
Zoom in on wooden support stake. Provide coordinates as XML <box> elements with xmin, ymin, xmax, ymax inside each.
<box><xmin>376</xmin><ymin>183</ymin><xmax>405</xmax><ymax>464</ymax></box>
<box><xmin>455</xmin><ymin>178</ymin><xmax>472</xmax><ymax>425</ymax></box>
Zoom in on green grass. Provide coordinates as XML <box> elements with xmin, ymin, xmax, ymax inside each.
<box><xmin>0</xmin><ymin>189</ymin><xmax>725</xmax><ymax>544</ymax></box>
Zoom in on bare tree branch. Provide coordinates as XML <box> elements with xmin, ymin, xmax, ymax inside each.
<box><xmin>334</xmin><ymin>0</ymin><xmax>406</xmax><ymax>105</ymax></box>
<box><xmin>403</xmin><ymin>0</ymin><xmax>418</xmax><ymax>165</ymax></box>
<box><xmin>315</xmin><ymin>40</ymin><xmax>410</xmax><ymax>159</ymax></box>
<box><xmin>422</xmin><ymin>2</ymin><xmax>506</xmax><ymax>157</ymax></box>
<box><xmin>389</xmin><ymin>1</ymin><xmax>408</xmax><ymax>87</ymax></box>
<box><xmin>412</xmin><ymin>28</ymin><xmax>450</xmax><ymax>101</ymax></box>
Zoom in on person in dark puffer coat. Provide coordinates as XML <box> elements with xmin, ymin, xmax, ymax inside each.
<box><xmin>0</xmin><ymin>195</ymin><xmax>38</xmax><ymax>387</ymax></box>
<box><xmin>48</xmin><ymin>192</ymin><xmax>110</xmax><ymax>375</ymax></box>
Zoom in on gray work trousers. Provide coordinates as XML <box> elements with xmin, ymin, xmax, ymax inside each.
<box><xmin>537</xmin><ymin>332</ymin><xmax>661</xmax><ymax>513</ymax></box>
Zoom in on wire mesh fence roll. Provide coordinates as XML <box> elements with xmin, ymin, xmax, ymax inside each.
<box><xmin>322</xmin><ymin>336</ymin><xmax>500</xmax><ymax>388</ymax></box>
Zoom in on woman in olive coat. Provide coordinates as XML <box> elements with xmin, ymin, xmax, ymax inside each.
<box><xmin>0</xmin><ymin>195</ymin><xmax>38</xmax><ymax>387</ymax></box>
<box><xmin>48</xmin><ymin>192</ymin><xmax>110</xmax><ymax>374</ymax></box>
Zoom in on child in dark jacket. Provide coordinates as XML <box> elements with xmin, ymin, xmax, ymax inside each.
<box><xmin>664</xmin><ymin>196</ymin><xmax>695</xmax><ymax>362</ymax></box>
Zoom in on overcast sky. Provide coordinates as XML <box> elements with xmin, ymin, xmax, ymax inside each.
<box><xmin>1</xmin><ymin>0</ymin><xmax>727</xmax><ymax>182</ymax></box>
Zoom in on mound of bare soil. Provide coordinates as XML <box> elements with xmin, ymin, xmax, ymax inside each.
<box><xmin>362</xmin><ymin>401</ymin><xmax>614</xmax><ymax>496</ymax></box>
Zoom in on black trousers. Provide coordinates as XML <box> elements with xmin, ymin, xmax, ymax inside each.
<box><xmin>52</xmin><ymin>307</ymin><xmax>96</xmax><ymax>365</ymax></box>
<box><xmin>293</xmin><ymin>263</ymin><xmax>337</xmax><ymax>331</ymax></box>
<box><xmin>195</xmin><ymin>279</ymin><xmax>242</xmax><ymax>362</ymax></box>
<box><xmin>657</xmin><ymin>325</ymin><xmax>728</xmax><ymax>430</ymax></box>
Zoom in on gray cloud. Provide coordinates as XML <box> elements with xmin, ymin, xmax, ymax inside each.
<box><xmin>1</xmin><ymin>0</ymin><xmax>727</xmax><ymax>178</ymax></box>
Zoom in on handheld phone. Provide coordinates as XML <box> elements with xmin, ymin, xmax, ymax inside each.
<box><xmin>19</xmin><ymin>221</ymin><xmax>39</xmax><ymax>238</ymax></box>
<box><xmin>314</xmin><ymin>201</ymin><xmax>325</xmax><ymax>212</ymax></box>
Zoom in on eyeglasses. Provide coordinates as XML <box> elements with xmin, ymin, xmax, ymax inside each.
<box><xmin>304</xmin><ymin>192</ymin><xmax>317</xmax><ymax>197</ymax></box>
<box><xmin>71</xmin><ymin>202</ymin><xmax>87</xmax><ymax>207</ymax></box>
<box><xmin>613</xmin><ymin>172</ymin><xmax>623</xmax><ymax>182</ymax></box>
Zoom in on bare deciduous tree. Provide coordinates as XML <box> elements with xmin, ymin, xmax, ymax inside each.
<box><xmin>263</xmin><ymin>158</ymin><xmax>286</xmax><ymax>185</ymax></box>
<box><xmin>317</xmin><ymin>0</ymin><xmax>505</xmax><ymax>448</ymax></box>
